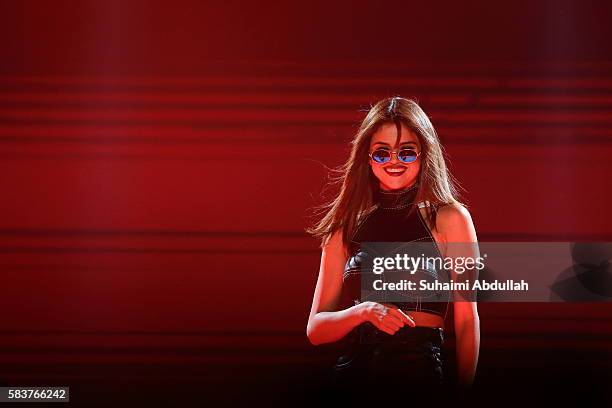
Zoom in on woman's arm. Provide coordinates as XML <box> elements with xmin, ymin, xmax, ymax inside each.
<box><xmin>437</xmin><ymin>204</ymin><xmax>481</xmax><ymax>387</ymax></box>
<box><xmin>454</xmin><ymin>299</ymin><xmax>480</xmax><ymax>387</ymax></box>
<box><xmin>306</xmin><ymin>230</ymin><xmax>412</xmax><ymax>345</ymax></box>
<box><xmin>306</xmin><ymin>230</ymin><xmax>364</xmax><ymax>345</ymax></box>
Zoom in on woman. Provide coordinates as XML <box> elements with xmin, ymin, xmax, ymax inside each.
<box><xmin>306</xmin><ymin>97</ymin><xmax>480</xmax><ymax>400</ymax></box>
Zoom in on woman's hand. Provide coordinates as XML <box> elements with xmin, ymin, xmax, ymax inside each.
<box><xmin>359</xmin><ymin>301</ymin><xmax>416</xmax><ymax>335</ymax></box>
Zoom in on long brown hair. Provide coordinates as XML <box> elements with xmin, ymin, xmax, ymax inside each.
<box><xmin>305</xmin><ymin>96</ymin><xmax>466</xmax><ymax>255</ymax></box>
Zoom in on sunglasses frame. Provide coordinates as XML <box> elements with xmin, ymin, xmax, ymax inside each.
<box><xmin>369</xmin><ymin>147</ymin><xmax>422</xmax><ymax>164</ymax></box>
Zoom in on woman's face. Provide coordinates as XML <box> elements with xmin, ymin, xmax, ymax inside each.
<box><xmin>369</xmin><ymin>122</ymin><xmax>421</xmax><ymax>191</ymax></box>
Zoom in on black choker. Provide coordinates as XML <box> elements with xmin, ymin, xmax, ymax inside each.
<box><xmin>373</xmin><ymin>183</ymin><xmax>419</xmax><ymax>209</ymax></box>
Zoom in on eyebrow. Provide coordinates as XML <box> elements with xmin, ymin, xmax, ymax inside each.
<box><xmin>372</xmin><ymin>141</ymin><xmax>418</xmax><ymax>148</ymax></box>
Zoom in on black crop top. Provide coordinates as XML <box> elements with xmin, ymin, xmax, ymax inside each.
<box><xmin>341</xmin><ymin>182</ymin><xmax>450</xmax><ymax>319</ymax></box>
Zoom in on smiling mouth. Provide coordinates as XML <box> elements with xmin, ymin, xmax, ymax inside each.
<box><xmin>384</xmin><ymin>166</ymin><xmax>407</xmax><ymax>176</ymax></box>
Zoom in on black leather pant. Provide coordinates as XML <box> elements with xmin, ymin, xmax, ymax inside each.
<box><xmin>331</xmin><ymin>324</ymin><xmax>446</xmax><ymax>400</ymax></box>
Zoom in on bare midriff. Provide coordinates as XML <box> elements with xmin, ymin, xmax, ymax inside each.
<box><xmin>402</xmin><ymin>310</ymin><xmax>445</xmax><ymax>329</ymax></box>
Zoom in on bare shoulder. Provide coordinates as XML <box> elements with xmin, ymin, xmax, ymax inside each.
<box><xmin>435</xmin><ymin>202</ymin><xmax>477</xmax><ymax>242</ymax></box>
<box><xmin>323</xmin><ymin>228</ymin><xmax>349</xmax><ymax>260</ymax></box>
<box><xmin>436</xmin><ymin>202</ymin><xmax>473</xmax><ymax>227</ymax></box>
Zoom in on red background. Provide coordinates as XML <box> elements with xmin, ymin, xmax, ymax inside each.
<box><xmin>0</xmin><ymin>0</ymin><xmax>611</xmax><ymax>404</ymax></box>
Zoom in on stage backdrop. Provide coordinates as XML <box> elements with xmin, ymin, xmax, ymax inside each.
<box><xmin>0</xmin><ymin>0</ymin><xmax>611</xmax><ymax>404</ymax></box>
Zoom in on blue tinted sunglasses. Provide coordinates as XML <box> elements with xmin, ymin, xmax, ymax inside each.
<box><xmin>369</xmin><ymin>147</ymin><xmax>421</xmax><ymax>164</ymax></box>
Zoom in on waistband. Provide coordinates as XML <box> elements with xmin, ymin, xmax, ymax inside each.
<box><xmin>353</xmin><ymin>322</ymin><xmax>444</xmax><ymax>345</ymax></box>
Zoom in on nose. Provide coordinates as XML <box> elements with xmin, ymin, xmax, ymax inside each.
<box><xmin>387</xmin><ymin>151</ymin><xmax>402</xmax><ymax>165</ymax></box>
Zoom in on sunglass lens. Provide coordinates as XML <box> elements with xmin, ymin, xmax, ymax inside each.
<box><xmin>371</xmin><ymin>149</ymin><xmax>391</xmax><ymax>163</ymax></box>
<box><xmin>398</xmin><ymin>149</ymin><xmax>418</xmax><ymax>163</ymax></box>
